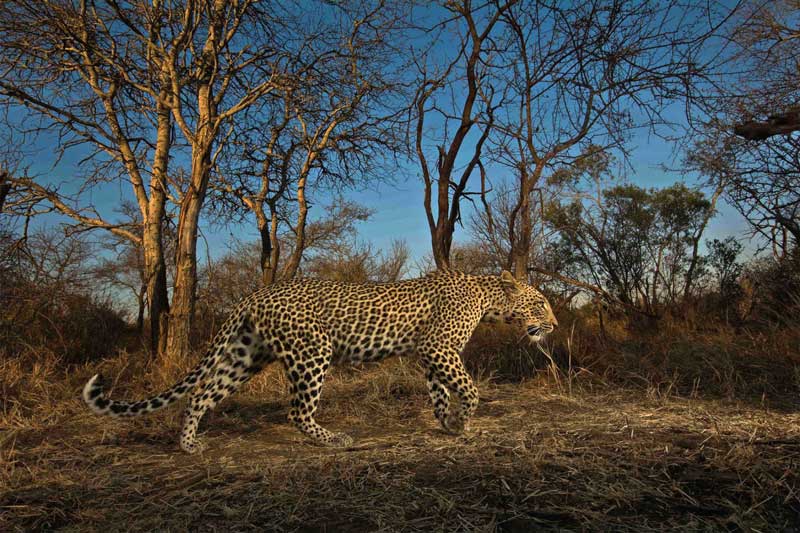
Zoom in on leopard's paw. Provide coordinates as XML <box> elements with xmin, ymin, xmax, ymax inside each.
<box><xmin>180</xmin><ymin>438</ymin><xmax>206</xmax><ymax>455</ymax></box>
<box><xmin>443</xmin><ymin>415</ymin><xmax>466</xmax><ymax>435</ymax></box>
<box><xmin>327</xmin><ymin>432</ymin><xmax>354</xmax><ymax>448</ymax></box>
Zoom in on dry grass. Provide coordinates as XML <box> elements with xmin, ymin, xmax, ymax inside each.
<box><xmin>2</xmin><ymin>327</ymin><xmax>800</xmax><ymax>531</ymax></box>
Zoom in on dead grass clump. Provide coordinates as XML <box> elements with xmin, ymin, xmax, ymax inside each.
<box><xmin>462</xmin><ymin>323</ymin><xmax>553</xmax><ymax>381</ymax></box>
<box><xmin>587</xmin><ymin>323</ymin><xmax>800</xmax><ymax>402</ymax></box>
<box><xmin>0</xmin><ymin>350</ymin><xmax>65</xmax><ymax>427</ymax></box>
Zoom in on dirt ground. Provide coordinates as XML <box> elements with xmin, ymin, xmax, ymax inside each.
<box><xmin>2</xmin><ymin>364</ymin><xmax>800</xmax><ymax>532</ymax></box>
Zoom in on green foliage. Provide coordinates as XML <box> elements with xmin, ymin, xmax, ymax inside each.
<box><xmin>706</xmin><ymin>237</ymin><xmax>743</xmax><ymax>298</ymax></box>
<box><xmin>651</xmin><ymin>185</ymin><xmax>712</xmax><ymax>243</ymax></box>
<box><xmin>546</xmin><ymin>144</ymin><xmax>612</xmax><ymax>187</ymax></box>
<box><xmin>547</xmin><ymin>181</ymin><xmax>714</xmax><ymax>314</ymax></box>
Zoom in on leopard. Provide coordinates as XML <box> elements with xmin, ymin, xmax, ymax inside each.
<box><xmin>82</xmin><ymin>269</ymin><xmax>558</xmax><ymax>454</ymax></box>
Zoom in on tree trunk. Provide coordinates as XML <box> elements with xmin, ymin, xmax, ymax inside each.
<box><xmin>166</xmin><ymin>214</ymin><xmax>198</xmax><ymax>362</ymax></box>
<box><xmin>135</xmin><ymin>287</ymin><xmax>146</xmax><ymax>336</ymax></box>
<box><xmin>165</xmin><ymin>1</ymin><xmax>223</xmax><ymax>362</ymax></box>
<box><xmin>511</xmin><ymin>180</ymin><xmax>532</xmax><ymax>281</ymax></box>
<box><xmin>0</xmin><ymin>171</ymin><xmax>10</xmax><ymax>212</ymax></box>
<box><xmin>165</xmin><ymin>114</ymin><xmax>214</xmax><ymax>362</ymax></box>
<box><xmin>683</xmin><ymin>181</ymin><xmax>724</xmax><ymax>300</ymax></box>
<box><xmin>258</xmin><ymin>218</ymin><xmax>274</xmax><ymax>285</ymax></box>
<box><xmin>142</xmin><ymin>86</ymin><xmax>172</xmax><ymax>357</ymax></box>
<box><xmin>257</xmin><ymin>207</ymin><xmax>280</xmax><ymax>285</ymax></box>
<box><xmin>142</xmin><ymin>222</ymin><xmax>169</xmax><ymax>354</ymax></box>
<box><xmin>431</xmin><ymin>225</ymin><xmax>452</xmax><ymax>270</ymax></box>
<box><xmin>509</xmin><ymin>166</ymin><xmax>541</xmax><ymax>281</ymax></box>
<box><xmin>282</xmin><ymin>176</ymin><xmax>309</xmax><ymax>279</ymax></box>
<box><xmin>166</xmin><ymin>146</ymin><xmax>211</xmax><ymax>362</ymax></box>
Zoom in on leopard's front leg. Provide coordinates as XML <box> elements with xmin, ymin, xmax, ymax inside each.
<box><xmin>425</xmin><ymin>366</ymin><xmax>450</xmax><ymax>429</ymax></box>
<box><xmin>422</xmin><ymin>350</ymin><xmax>479</xmax><ymax>435</ymax></box>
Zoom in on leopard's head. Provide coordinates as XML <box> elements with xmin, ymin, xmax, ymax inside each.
<box><xmin>484</xmin><ymin>270</ymin><xmax>558</xmax><ymax>344</ymax></box>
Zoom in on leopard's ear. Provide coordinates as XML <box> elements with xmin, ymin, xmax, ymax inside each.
<box><xmin>500</xmin><ymin>270</ymin><xmax>522</xmax><ymax>297</ymax></box>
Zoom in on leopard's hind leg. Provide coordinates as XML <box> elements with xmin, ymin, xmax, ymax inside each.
<box><xmin>278</xmin><ymin>329</ymin><xmax>353</xmax><ymax>448</ymax></box>
<box><xmin>179</xmin><ymin>317</ymin><xmax>270</xmax><ymax>454</ymax></box>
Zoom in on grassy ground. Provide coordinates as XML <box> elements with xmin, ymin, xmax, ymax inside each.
<box><xmin>2</xmin><ymin>350</ymin><xmax>800</xmax><ymax>532</ymax></box>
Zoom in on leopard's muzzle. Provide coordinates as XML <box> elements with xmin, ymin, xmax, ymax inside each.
<box><xmin>526</xmin><ymin>324</ymin><xmax>555</xmax><ymax>344</ymax></box>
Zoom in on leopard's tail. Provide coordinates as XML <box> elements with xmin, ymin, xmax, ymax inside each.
<box><xmin>81</xmin><ymin>365</ymin><xmax>203</xmax><ymax>418</ymax></box>
<box><xmin>82</xmin><ymin>312</ymin><xmax>249</xmax><ymax>418</ymax></box>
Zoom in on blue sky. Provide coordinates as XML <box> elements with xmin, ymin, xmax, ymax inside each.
<box><xmin>333</xmin><ymin>136</ymin><xmax>752</xmax><ymax>266</ymax></box>
<box><xmin>3</xmin><ymin>1</ymin><xmax>757</xmax><ymax>272</ymax></box>
<box><xmin>13</xmin><ymin>106</ymin><xmax>754</xmax><ymax>270</ymax></box>
<box><xmin>191</xmin><ymin>133</ymin><xmax>754</xmax><ymax>272</ymax></box>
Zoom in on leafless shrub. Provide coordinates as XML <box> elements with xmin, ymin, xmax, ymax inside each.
<box><xmin>0</xmin><ymin>229</ymin><xmax>129</xmax><ymax>364</ymax></box>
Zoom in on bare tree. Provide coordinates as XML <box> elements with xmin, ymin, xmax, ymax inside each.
<box><xmin>213</xmin><ymin>98</ymin><xmax>294</xmax><ymax>285</ymax></box>
<box><xmin>161</xmin><ymin>1</ymin><xmax>291</xmax><ymax>361</ymax></box>
<box><xmin>470</xmin><ymin>179</ymin><xmax>550</xmax><ymax>277</ymax></box>
<box><xmin>288</xmin><ymin>199</ymin><xmax>372</xmax><ymax>277</ymax></box>
<box><xmin>688</xmin><ymin>128</ymin><xmax>799</xmax><ymax>258</ymax></box>
<box><xmin>482</xmin><ymin>0</ymin><xmax>735</xmax><ymax>281</ymax></box>
<box><xmin>726</xmin><ymin>1</ymin><xmax>800</xmax><ymax>139</ymax></box>
<box><xmin>0</xmin><ymin>227</ymin><xmax>128</xmax><ymax>362</ymax></box>
<box><xmin>94</xmin><ymin>245</ymin><xmax>147</xmax><ymax>335</ymax></box>
<box><xmin>0</xmin><ymin>1</ymin><xmax>296</xmax><ymax>360</ymax></box>
<box><xmin>92</xmin><ymin>204</ymin><xmax>149</xmax><ymax>336</ymax></box>
<box><xmin>212</xmin><ymin>1</ymin><xmax>408</xmax><ymax>285</ymax></box>
<box><xmin>686</xmin><ymin>1</ymin><xmax>800</xmax><ymax>258</ymax></box>
<box><xmin>375</xmin><ymin>240</ymin><xmax>411</xmax><ymax>282</ymax></box>
<box><xmin>0</xmin><ymin>1</ymin><xmax>171</xmax><ymax>354</ymax></box>
<box><xmin>305</xmin><ymin>238</ymin><xmax>411</xmax><ymax>283</ymax></box>
<box><xmin>411</xmin><ymin>0</ymin><xmax>516</xmax><ymax>270</ymax></box>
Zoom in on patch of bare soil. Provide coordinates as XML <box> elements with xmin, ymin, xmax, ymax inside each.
<box><xmin>2</xmin><ymin>371</ymin><xmax>800</xmax><ymax>532</ymax></box>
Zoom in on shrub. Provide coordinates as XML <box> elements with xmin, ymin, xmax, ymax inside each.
<box><xmin>0</xmin><ymin>230</ymin><xmax>131</xmax><ymax>365</ymax></box>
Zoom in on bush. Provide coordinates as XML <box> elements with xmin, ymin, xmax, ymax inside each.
<box><xmin>743</xmin><ymin>250</ymin><xmax>800</xmax><ymax>326</ymax></box>
<box><xmin>0</xmin><ymin>229</ymin><xmax>131</xmax><ymax>365</ymax></box>
<box><xmin>0</xmin><ymin>275</ymin><xmax>130</xmax><ymax>364</ymax></box>
<box><xmin>461</xmin><ymin>308</ymin><xmax>603</xmax><ymax>381</ymax></box>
